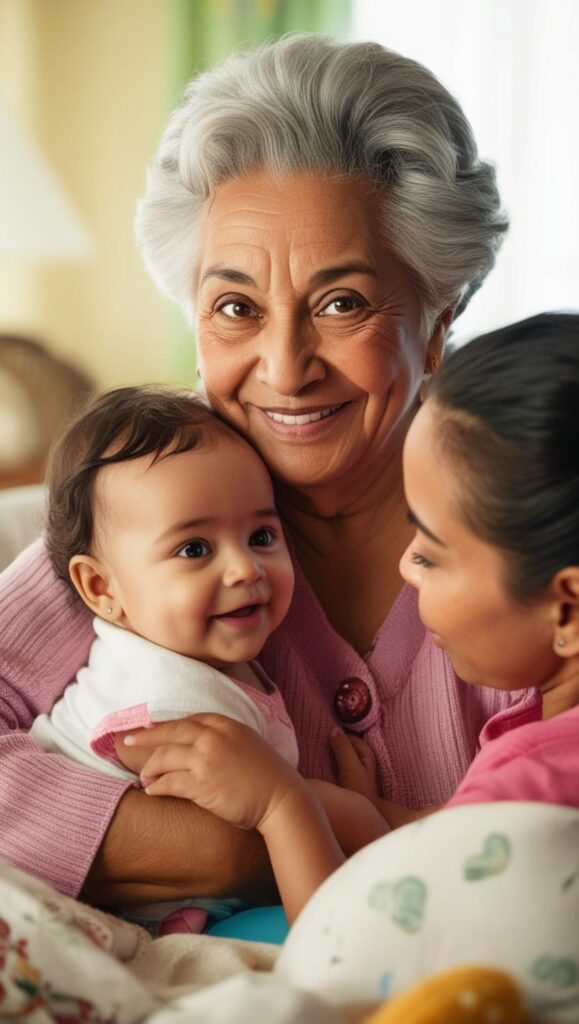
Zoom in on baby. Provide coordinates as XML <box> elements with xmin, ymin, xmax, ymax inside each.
<box><xmin>32</xmin><ymin>386</ymin><xmax>383</xmax><ymax>934</ymax></box>
<box><xmin>126</xmin><ymin>312</ymin><xmax>579</xmax><ymax>943</ymax></box>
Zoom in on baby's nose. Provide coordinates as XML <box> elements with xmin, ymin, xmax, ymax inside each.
<box><xmin>223</xmin><ymin>548</ymin><xmax>265</xmax><ymax>587</ymax></box>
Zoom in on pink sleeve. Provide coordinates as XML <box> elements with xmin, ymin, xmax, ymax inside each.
<box><xmin>446</xmin><ymin>737</ymin><xmax>579</xmax><ymax>810</ymax></box>
<box><xmin>0</xmin><ymin>540</ymin><xmax>131</xmax><ymax>896</ymax></box>
<box><xmin>91</xmin><ymin>704</ymin><xmax>153</xmax><ymax>768</ymax></box>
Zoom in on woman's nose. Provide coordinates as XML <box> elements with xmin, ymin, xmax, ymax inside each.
<box><xmin>222</xmin><ymin>548</ymin><xmax>265</xmax><ymax>588</ymax></box>
<box><xmin>255</xmin><ymin>316</ymin><xmax>325</xmax><ymax>395</ymax></box>
<box><xmin>399</xmin><ymin>543</ymin><xmax>418</xmax><ymax>590</ymax></box>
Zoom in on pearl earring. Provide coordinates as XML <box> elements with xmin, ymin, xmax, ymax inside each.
<box><xmin>107</xmin><ymin>607</ymin><xmax>113</xmax><ymax>615</ymax></box>
<box><xmin>557</xmin><ymin>638</ymin><xmax>566</xmax><ymax>648</ymax></box>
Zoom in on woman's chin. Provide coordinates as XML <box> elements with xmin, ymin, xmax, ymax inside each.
<box><xmin>431</xmin><ymin>632</ymin><xmax>451</xmax><ymax>655</ymax></box>
<box><xmin>432</xmin><ymin>637</ymin><xmax>480</xmax><ymax>684</ymax></box>
<box><xmin>446</xmin><ymin>652</ymin><xmax>487</xmax><ymax>688</ymax></box>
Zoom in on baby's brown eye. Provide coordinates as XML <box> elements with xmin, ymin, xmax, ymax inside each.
<box><xmin>250</xmin><ymin>527</ymin><xmax>275</xmax><ymax>547</ymax></box>
<box><xmin>178</xmin><ymin>539</ymin><xmax>211</xmax><ymax>558</ymax></box>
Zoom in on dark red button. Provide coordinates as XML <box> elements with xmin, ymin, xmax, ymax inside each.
<box><xmin>333</xmin><ymin>678</ymin><xmax>372</xmax><ymax>724</ymax></box>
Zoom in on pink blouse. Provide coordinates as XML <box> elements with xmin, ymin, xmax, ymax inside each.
<box><xmin>447</xmin><ymin>701</ymin><xmax>577</xmax><ymax>808</ymax></box>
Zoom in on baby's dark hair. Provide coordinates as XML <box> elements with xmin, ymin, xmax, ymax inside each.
<box><xmin>45</xmin><ymin>385</ymin><xmax>242</xmax><ymax>587</ymax></box>
<box><xmin>428</xmin><ymin>312</ymin><xmax>579</xmax><ymax>601</ymax></box>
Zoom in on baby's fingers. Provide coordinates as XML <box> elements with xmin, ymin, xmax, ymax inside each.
<box><xmin>348</xmin><ymin>735</ymin><xmax>377</xmax><ymax>772</ymax></box>
<box><xmin>124</xmin><ymin>717</ymin><xmax>206</xmax><ymax>749</ymax></box>
<box><xmin>139</xmin><ymin>743</ymin><xmax>206</xmax><ymax>786</ymax></box>
<box><xmin>329</xmin><ymin>728</ymin><xmax>363</xmax><ymax>769</ymax></box>
<box><xmin>144</xmin><ymin>770</ymin><xmax>202</xmax><ymax>800</ymax></box>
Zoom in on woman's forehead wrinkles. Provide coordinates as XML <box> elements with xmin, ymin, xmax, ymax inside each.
<box><xmin>198</xmin><ymin>172</ymin><xmax>390</xmax><ymax>299</ymax></box>
<box><xmin>199</xmin><ymin>240</ymin><xmax>271</xmax><ymax>292</ymax></box>
<box><xmin>203</xmin><ymin>170</ymin><xmax>377</xmax><ymax>233</ymax></box>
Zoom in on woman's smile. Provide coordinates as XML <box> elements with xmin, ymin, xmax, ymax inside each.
<box><xmin>196</xmin><ymin>170</ymin><xmax>442</xmax><ymax>496</ymax></box>
<box><xmin>255</xmin><ymin>401</ymin><xmax>350</xmax><ymax>437</ymax></box>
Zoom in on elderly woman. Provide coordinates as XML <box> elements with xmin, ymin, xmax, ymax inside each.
<box><xmin>0</xmin><ymin>34</ymin><xmax>536</xmax><ymax>907</ymax></box>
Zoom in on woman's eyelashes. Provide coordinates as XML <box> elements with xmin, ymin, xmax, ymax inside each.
<box><xmin>317</xmin><ymin>292</ymin><xmax>367</xmax><ymax>317</ymax></box>
<box><xmin>215</xmin><ymin>297</ymin><xmax>260</xmax><ymax>320</ymax></box>
<box><xmin>212</xmin><ymin>290</ymin><xmax>369</xmax><ymax>322</ymax></box>
<box><xmin>409</xmin><ymin>550</ymin><xmax>435</xmax><ymax>570</ymax></box>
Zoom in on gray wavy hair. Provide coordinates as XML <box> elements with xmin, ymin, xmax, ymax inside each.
<box><xmin>136</xmin><ymin>34</ymin><xmax>508</xmax><ymax>326</ymax></box>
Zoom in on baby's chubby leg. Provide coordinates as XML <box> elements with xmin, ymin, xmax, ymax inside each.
<box><xmin>307</xmin><ymin>779</ymin><xmax>388</xmax><ymax>855</ymax></box>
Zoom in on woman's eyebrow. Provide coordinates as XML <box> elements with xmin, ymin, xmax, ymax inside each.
<box><xmin>200</xmin><ymin>262</ymin><xmax>378</xmax><ymax>289</ymax></box>
<box><xmin>200</xmin><ymin>266</ymin><xmax>256</xmax><ymax>286</ymax></box>
<box><xmin>407</xmin><ymin>509</ymin><xmax>446</xmax><ymax>546</ymax></box>
<box><xmin>308</xmin><ymin>262</ymin><xmax>378</xmax><ymax>288</ymax></box>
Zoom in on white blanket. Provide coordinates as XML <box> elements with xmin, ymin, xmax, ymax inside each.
<box><xmin>2</xmin><ymin>801</ymin><xmax>579</xmax><ymax>1023</ymax></box>
<box><xmin>0</xmin><ymin>857</ymin><xmax>339</xmax><ymax>1024</ymax></box>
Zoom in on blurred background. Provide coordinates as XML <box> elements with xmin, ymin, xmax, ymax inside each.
<box><xmin>0</xmin><ymin>0</ymin><xmax>577</xmax><ymax>490</ymax></box>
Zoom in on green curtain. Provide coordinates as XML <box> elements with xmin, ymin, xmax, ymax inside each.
<box><xmin>167</xmin><ymin>0</ymin><xmax>351</xmax><ymax>383</ymax></box>
<box><xmin>172</xmin><ymin>0</ymin><xmax>350</xmax><ymax>88</ymax></box>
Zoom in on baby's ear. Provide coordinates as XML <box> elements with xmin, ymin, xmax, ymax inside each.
<box><xmin>69</xmin><ymin>554</ymin><xmax>122</xmax><ymax>622</ymax></box>
<box><xmin>550</xmin><ymin>567</ymin><xmax>579</xmax><ymax>657</ymax></box>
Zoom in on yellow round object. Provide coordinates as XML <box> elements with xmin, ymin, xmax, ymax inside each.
<box><xmin>362</xmin><ymin>965</ymin><xmax>527</xmax><ymax>1024</ymax></box>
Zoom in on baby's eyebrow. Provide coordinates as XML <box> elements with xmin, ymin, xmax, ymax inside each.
<box><xmin>156</xmin><ymin>509</ymin><xmax>281</xmax><ymax>545</ymax></box>
<box><xmin>155</xmin><ymin>517</ymin><xmax>216</xmax><ymax>544</ymax></box>
<box><xmin>406</xmin><ymin>509</ymin><xmax>446</xmax><ymax>547</ymax></box>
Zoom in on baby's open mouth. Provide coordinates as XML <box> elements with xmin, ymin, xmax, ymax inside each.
<box><xmin>214</xmin><ymin>604</ymin><xmax>261</xmax><ymax>619</ymax></box>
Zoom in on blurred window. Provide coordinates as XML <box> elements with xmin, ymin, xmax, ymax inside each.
<box><xmin>351</xmin><ymin>0</ymin><xmax>579</xmax><ymax>342</ymax></box>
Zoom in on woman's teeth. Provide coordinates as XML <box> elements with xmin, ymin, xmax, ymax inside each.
<box><xmin>265</xmin><ymin>404</ymin><xmax>343</xmax><ymax>425</ymax></box>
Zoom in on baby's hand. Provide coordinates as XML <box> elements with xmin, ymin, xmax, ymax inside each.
<box><xmin>330</xmin><ymin>728</ymin><xmax>380</xmax><ymax>803</ymax></box>
<box><xmin>330</xmin><ymin>730</ymin><xmax>440</xmax><ymax>828</ymax></box>
<box><xmin>114</xmin><ymin>729</ymin><xmax>150</xmax><ymax>776</ymax></box>
<box><xmin>123</xmin><ymin>714</ymin><xmax>305</xmax><ymax>833</ymax></box>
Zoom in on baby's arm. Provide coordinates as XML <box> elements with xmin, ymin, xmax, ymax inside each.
<box><xmin>124</xmin><ymin>714</ymin><xmax>345</xmax><ymax>923</ymax></box>
<box><xmin>119</xmin><ymin>723</ymin><xmax>386</xmax><ymax>850</ymax></box>
<box><xmin>307</xmin><ymin>779</ymin><xmax>388</xmax><ymax>853</ymax></box>
<box><xmin>330</xmin><ymin>729</ymin><xmax>443</xmax><ymax>828</ymax></box>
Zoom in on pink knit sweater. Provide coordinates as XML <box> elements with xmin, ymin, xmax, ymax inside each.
<box><xmin>0</xmin><ymin>540</ymin><xmax>539</xmax><ymax>897</ymax></box>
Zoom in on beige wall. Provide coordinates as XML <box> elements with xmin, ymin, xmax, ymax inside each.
<box><xmin>0</xmin><ymin>0</ymin><xmax>194</xmax><ymax>389</ymax></box>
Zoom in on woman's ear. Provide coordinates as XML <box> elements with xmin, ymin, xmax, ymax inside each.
<box><xmin>550</xmin><ymin>567</ymin><xmax>579</xmax><ymax>657</ymax></box>
<box><xmin>69</xmin><ymin>554</ymin><xmax>123</xmax><ymax>622</ymax></box>
<box><xmin>425</xmin><ymin>305</ymin><xmax>456</xmax><ymax>373</ymax></box>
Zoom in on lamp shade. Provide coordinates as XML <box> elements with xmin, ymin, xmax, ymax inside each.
<box><xmin>0</xmin><ymin>109</ymin><xmax>94</xmax><ymax>261</ymax></box>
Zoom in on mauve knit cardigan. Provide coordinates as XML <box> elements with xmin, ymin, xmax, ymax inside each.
<box><xmin>0</xmin><ymin>539</ymin><xmax>537</xmax><ymax>896</ymax></box>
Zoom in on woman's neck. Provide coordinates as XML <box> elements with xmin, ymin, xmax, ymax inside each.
<box><xmin>275</xmin><ymin>434</ymin><xmax>407</xmax><ymax>529</ymax></box>
<box><xmin>541</xmin><ymin>658</ymin><xmax>579</xmax><ymax>720</ymax></box>
<box><xmin>275</xmin><ymin>447</ymin><xmax>414</xmax><ymax>653</ymax></box>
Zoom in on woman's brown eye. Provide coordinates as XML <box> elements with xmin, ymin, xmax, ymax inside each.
<box><xmin>220</xmin><ymin>301</ymin><xmax>255</xmax><ymax>319</ymax></box>
<box><xmin>320</xmin><ymin>296</ymin><xmax>361</xmax><ymax>316</ymax></box>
